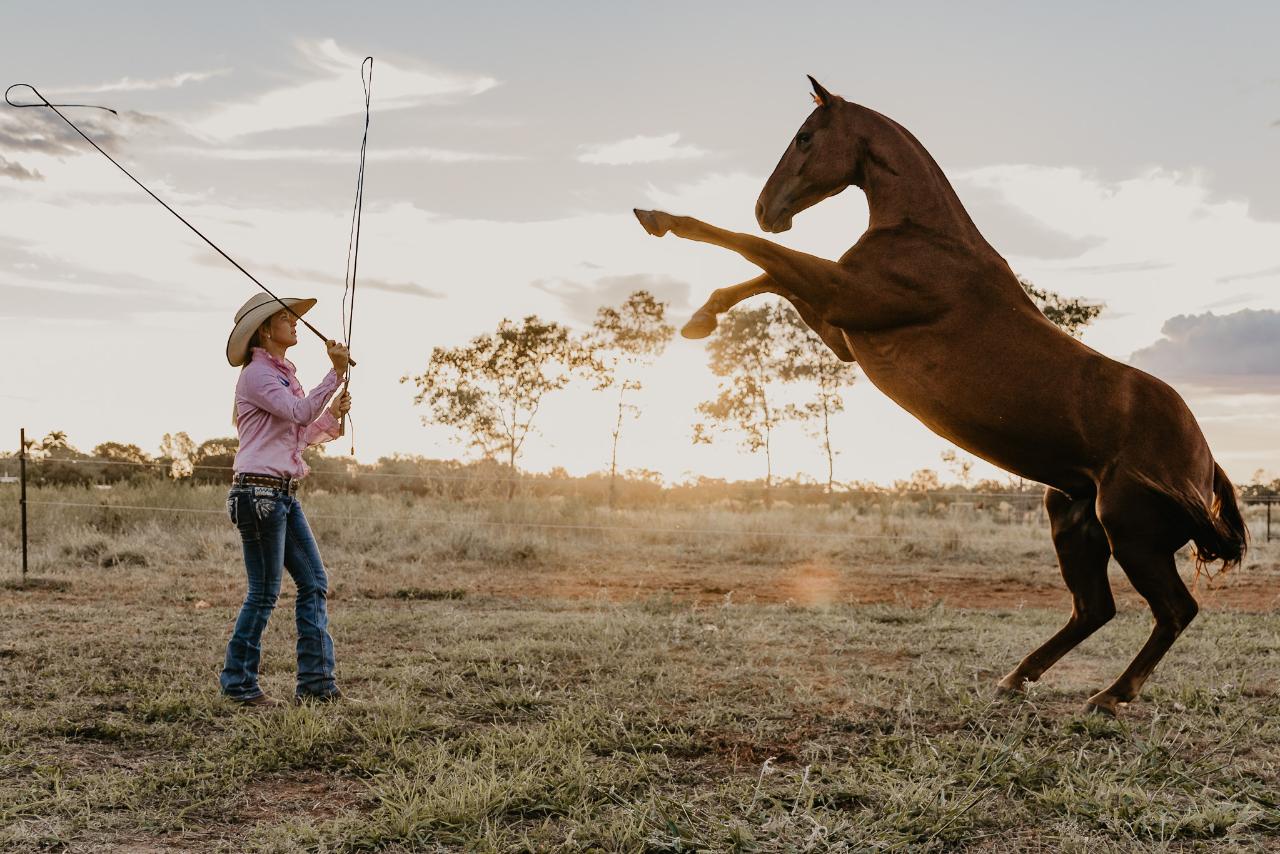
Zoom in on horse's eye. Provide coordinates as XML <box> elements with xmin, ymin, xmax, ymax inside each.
<box><xmin>796</xmin><ymin>132</ymin><xmax>812</xmax><ymax>148</ymax></box>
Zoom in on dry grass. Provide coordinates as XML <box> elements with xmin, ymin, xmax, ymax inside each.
<box><xmin>1</xmin><ymin>484</ymin><xmax>1278</xmax><ymax>851</ymax></box>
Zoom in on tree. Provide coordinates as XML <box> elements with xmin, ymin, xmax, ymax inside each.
<box><xmin>940</xmin><ymin>448</ymin><xmax>973</xmax><ymax>486</ymax></box>
<box><xmin>775</xmin><ymin>306</ymin><xmax>858</xmax><ymax>495</ymax></box>
<box><xmin>28</xmin><ymin>431</ymin><xmax>91</xmax><ymax>486</ymax></box>
<box><xmin>92</xmin><ymin>441</ymin><xmax>154</xmax><ymax>484</ymax></box>
<box><xmin>402</xmin><ymin>315</ymin><xmax>585</xmax><ymax>499</ymax></box>
<box><xmin>92</xmin><ymin>442</ymin><xmax>150</xmax><ymax>464</ymax></box>
<box><xmin>158</xmin><ymin>432</ymin><xmax>196</xmax><ymax>480</ymax></box>
<box><xmin>693</xmin><ymin>303</ymin><xmax>792</xmax><ymax>508</ymax></box>
<box><xmin>583</xmin><ymin>290</ymin><xmax>674</xmax><ymax>508</ymax></box>
<box><xmin>1019</xmin><ymin>276</ymin><xmax>1103</xmax><ymax>339</ymax></box>
<box><xmin>191</xmin><ymin>436</ymin><xmax>239</xmax><ymax>484</ymax></box>
<box><xmin>41</xmin><ymin>430</ymin><xmax>69</xmax><ymax>451</ymax></box>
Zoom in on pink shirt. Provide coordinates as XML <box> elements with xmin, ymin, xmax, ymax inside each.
<box><xmin>233</xmin><ymin>347</ymin><xmax>343</xmax><ymax>479</ymax></box>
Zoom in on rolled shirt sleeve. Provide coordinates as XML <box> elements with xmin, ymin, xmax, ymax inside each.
<box><xmin>303</xmin><ymin>409</ymin><xmax>343</xmax><ymax>447</ymax></box>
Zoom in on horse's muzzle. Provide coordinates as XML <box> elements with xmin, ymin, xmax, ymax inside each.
<box><xmin>756</xmin><ymin>198</ymin><xmax>793</xmax><ymax>233</ymax></box>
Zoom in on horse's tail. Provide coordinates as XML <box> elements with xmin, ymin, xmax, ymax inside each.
<box><xmin>1137</xmin><ymin>462</ymin><xmax>1248</xmax><ymax>577</ymax></box>
<box><xmin>1183</xmin><ymin>463</ymin><xmax>1249</xmax><ymax>575</ymax></box>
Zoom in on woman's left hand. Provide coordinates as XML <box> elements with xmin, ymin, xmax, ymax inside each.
<box><xmin>329</xmin><ymin>389</ymin><xmax>351</xmax><ymax>419</ymax></box>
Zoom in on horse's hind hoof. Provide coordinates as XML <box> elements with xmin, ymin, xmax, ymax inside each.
<box><xmin>681</xmin><ymin>310</ymin><xmax>717</xmax><ymax>339</ymax></box>
<box><xmin>993</xmin><ymin>683</ymin><xmax>1022</xmax><ymax>700</ymax></box>
<box><xmin>633</xmin><ymin>208</ymin><xmax>671</xmax><ymax>237</ymax></box>
<box><xmin>1082</xmin><ymin>701</ymin><xmax>1118</xmax><ymax>717</ymax></box>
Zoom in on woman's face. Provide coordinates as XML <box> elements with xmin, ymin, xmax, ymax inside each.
<box><xmin>263</xmin><ymin>310</ymin><xmax>299</xmax><ymax>349</ymax></box>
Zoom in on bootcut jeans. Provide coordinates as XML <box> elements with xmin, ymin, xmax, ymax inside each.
<box><xmin>220</xmin><ymin>485</ymin><xmax>337</xmax><ymax>700</ymax></box>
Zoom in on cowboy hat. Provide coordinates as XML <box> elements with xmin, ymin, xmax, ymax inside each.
<box><xmin>226</xmin><ymin>293</ymin><xmax>317</xmax><ymax>366</ymax></box>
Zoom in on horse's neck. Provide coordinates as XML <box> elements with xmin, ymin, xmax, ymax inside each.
<box><xmin>850</xmin><ymin>106</ymin><xmax>985</xmax><ymax>243</ymax></box>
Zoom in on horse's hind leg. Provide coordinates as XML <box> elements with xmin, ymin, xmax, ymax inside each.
<box><xmin>683</xmin><ymin>275</ymin><xmax>775</xmax><ymax>338</ymax></box>
<box><xmin>684</xmin><ymin>274</ymin><xmax>856</xmax><ymax>362</ymax></box>
<box><xmin>1085</xmin><ymin>483</ymin><xmax>1199</xmax><ymax>715</ymax></box>
<box><xmin>996</xmin><ymin>488</ymin><xmax>1114</xmax><ymax>695</ymax></box>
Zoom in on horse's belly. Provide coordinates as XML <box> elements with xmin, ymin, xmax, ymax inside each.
<box><xmin>847</xmin><ymin>332</ymin><xmax>1096</xmax><ymax>486</ymax></box>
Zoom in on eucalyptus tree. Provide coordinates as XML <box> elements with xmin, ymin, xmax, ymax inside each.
<box><xmin>159</xmin><ymin>432</ymin><xmax>196</xmax><ymax>480</ymax></box>
<box><xmin>775</xmin><ymin>306</ymin><xmax>858</xmax><ymax>495</ymax></box>
<box><xmin>1019</xmin><ymin>276</ymin><xmax>1103</xmax><ymax>339</ymax></box>
<box><xmin>584</xmin><ymin>290</ymin><xmax>674</xmax><ymax>508</ymax></box>
<box><xmin>692</xmin><ymin>303</ymin><xmax>793</xmax><ymax>508</ymax></box>
<box><xmin>403</xmin><ymin>315</ymin><xmax>585</xmax><ymax>499</ymax></box>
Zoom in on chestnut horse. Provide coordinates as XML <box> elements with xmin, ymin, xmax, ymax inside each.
<box><xmin>634</xmin><ymin>77</ymin><xmax>1247</xmax><ymax>715</ymax></box>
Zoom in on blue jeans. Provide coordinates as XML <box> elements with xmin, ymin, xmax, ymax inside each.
<box><xmin>220</xmin><ymin>486</ymin><xmax>337</xmax><ymax>700</ymax></box>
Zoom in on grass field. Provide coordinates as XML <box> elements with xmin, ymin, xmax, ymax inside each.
<box><xmin>2</xmin><ymin>484</ymin><xmax>1278</xmax><ymax>851</ymax></box>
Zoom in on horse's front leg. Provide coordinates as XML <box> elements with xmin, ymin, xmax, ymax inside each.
<box><xmin>635</xmin><ymin>208</ymin><xmax>926</xmax><ymax>333</ymax></box>
<box><xmin>685</xmin><ymin>273</ymin><xmax>856</xmax><ymax>363</ymax></box>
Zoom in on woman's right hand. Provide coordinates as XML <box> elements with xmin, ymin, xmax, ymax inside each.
<box><xmin>326</xmin><ymin>340</ymin><xmax>350</xmax><ymax>375</ymax></box>
<box><xmin>329</xmin><ymin>389</ymin><xmax>352</xmax><ymax>419</ymax></box>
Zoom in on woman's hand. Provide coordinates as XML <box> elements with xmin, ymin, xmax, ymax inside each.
<box><xmin>329</xmin><ymin>389</ymin><xmax>351</xmax><ymax>419</ymax></box>
<box><xmin>326</xmin><ymin>340</ymin><xmax>350</xmax><ymax>375</ymax></box>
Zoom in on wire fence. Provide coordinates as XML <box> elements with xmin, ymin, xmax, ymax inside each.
<box><xmin>1</xmin><ymin>454</ymin><xmax>1062</xmax><ymax>498</ymax></box>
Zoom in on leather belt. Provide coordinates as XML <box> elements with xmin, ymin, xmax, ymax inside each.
<box><xmin>232</xmin><ymin>472</ymin><xmax>299</xmax><ymax>495</ymax></box>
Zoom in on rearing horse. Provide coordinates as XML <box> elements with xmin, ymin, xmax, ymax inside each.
<box><xmin>634</xmin><ymin>77</ymin><xmax>1247</xmax><ymax>715</ymax></box>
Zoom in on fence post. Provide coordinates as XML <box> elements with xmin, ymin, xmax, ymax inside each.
<box><xmin>19</xmin><ymin>428</ymin><xmax>28</xmax><ymax>584</ymax></box>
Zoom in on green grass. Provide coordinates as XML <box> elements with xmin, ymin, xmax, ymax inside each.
<box><xmin>2</xmin><ymin>590</ymin><xmax>1278</xmax><ymax>851</ymax></box>
<box><xmin>0</xmin><ymin>485</ymin><xmax>1277</xmax><ymax>851</ymax></box>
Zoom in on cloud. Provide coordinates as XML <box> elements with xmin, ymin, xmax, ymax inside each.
<box><xmin>533</xmin><ymin>273</ymin><xmax>692</xmax><ymax>325</ymax></box>
<box><xmin>164</xmin><ymin>145</ymin><xmax>521</xmax><ymax>164</ymax></box>
<box><xmin>1058</xmin><ymin>261</ymin><xmax>1172</xmax><ymax>275</ymax></box>
<box><xmin>0</xmin><ymin>156</ymin><xmax>41</xmax><ymax>181</ymax></box>
<box><xmin>0</xmin><ymin>109</ymin><xmax>123</xmax><ymax>155</ymax></box>
<box><xmin>0</xmin><ymin>107</ymin><xmax>165</xmax><ymax>157</ymax></box>
<box><xmin>190</xmin><ymin>39</ymin><xmax>497</xmax><ymax>140</ymax></box>
<box><xmin>1129</xmin><ymin>309</ymin><xmax>1280</xmax><ymax>392</ymax></box>
<box><xmin>1217</xmin><ymin>264</ymin><xmax>1280</xmax><ymax>284</ymax></box>
<box><xmin>230</xmin><ymin>261</ymin><xmax>447</xmax><ymax>300</ymax></box>
<box><xmin>578</xmin><ymin>133</ymin><xmax>707</xmax><ymax>165</ymax></box>
<box><xmin>53</xmin><ymin>69</ymin><xmax>231</xmax><ymax>94</ymax></box>
<box><xmin>953</xmin><ymin>180</ymin><xmax>1105</xmax><ymax>260</ymax></box>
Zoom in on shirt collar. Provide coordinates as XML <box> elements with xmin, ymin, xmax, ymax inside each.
<box><xmin>250</xmin><ymin>346</ymin><xmax>296</xmax><ymax>375</ymax></box>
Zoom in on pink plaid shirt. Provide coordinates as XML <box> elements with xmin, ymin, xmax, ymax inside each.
<box><xmin>232</xmin><ymin>347</ymin><xmax>342</xmax><ymax>479</ymax></box>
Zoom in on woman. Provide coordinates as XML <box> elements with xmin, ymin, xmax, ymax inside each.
<box><xmin>221</xmin><ymin>292</ymin><xmax>352</xmax><ymax>707</ymax></box>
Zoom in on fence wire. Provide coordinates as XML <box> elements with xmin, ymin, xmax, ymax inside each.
<box><xmin>22</xmin><ymin>498</ymin><xmax>1031</xmax><ymax>542</ymax></box>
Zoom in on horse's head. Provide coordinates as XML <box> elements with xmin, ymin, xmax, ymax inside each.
<box><xmin>756</xmin><ymin>76</ymin><xmax>858</xmax><ymax>233</ymax></box>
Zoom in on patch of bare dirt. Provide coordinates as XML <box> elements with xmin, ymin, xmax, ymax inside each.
<box><xmin>468</xmin><ymin>557</ymin><xmax>1280</xmax><ymax>613</ymax></box>
<box><xmin>240</xmin><ymin>770</ymin><xmax>364</xmax><ymax>824</ymax></box>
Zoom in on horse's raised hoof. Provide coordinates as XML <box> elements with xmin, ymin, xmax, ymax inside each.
<box><xmin>633</xmin><ymin>208</ymin><xmax>672</xmax><ymax>237</ymax></box>
<box><xmin>681</xmin><ymin>310</ymin><xmax>718</xmax><ymax>339</ymax></box>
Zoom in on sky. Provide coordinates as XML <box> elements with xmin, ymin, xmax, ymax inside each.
<box><xmin>1</xmin><ymin>1</ymin><xmax>1278</xmax><ymax>486</ymax></box>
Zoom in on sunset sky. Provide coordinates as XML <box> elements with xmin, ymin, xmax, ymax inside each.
<box><xmin>2</xmin><ymin>2</ymin><xmax>1278</xmax><ymax>486</ymax></box>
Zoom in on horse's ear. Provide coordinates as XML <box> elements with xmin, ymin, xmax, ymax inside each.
<box><xmin>807</xmin><ymin>75</ymin><xmax>835</xmax><ymax>108</ymax></box>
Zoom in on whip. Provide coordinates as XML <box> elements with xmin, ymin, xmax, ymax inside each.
<box><xmin>4</xmin><ymin>81</ymin><xmax>358</xmax><ymax>366</ymax></box>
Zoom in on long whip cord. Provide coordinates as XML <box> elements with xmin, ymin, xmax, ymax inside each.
<box><xmin>3</xmin><ymin>82</ymin><xmax>355</xmax><ymax>366</ymax></box>
<box><xmin>339</xmin><ymin>57</ymin><xmax>373</xmax><ymax>455</ymax></box>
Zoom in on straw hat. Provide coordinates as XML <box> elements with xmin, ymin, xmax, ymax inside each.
<box><xmin>226</xmin><ymin>293</ymin><xmax>317</xmax><ymax>366</ymax></box>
